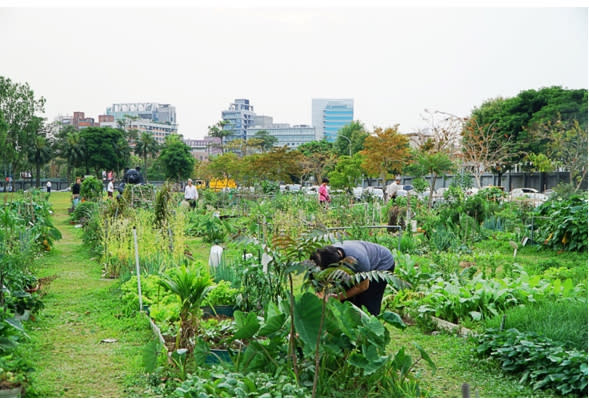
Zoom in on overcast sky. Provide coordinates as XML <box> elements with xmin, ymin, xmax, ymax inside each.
<box><xmin>0</xmin><ymin>4</ymin><xmax>586</xmax><ymax>139</ymax></box>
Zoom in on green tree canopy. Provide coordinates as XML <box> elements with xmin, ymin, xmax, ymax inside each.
<box><xmin>333</xmin><ymin>121</ymin><xmax>368</xmax><ymax>157</ymax></box>
<box><xmin>0</xmin><ymin>76</ymin><xmax>46</xmax><ymax>176</ymax></box>
<box><xmin>252</xmin><ymin>130</ymin><xmax>278</xmax><ymax>152</ymax></box>
<box><xmin>296</xmin><ymin>140</ymin><xmax>334</xmax><ymax>157</ymax></box>
<box><xmin>158</xmin><ymin>134</ymin><xmax>195</xmax><ymax>182</ymax></box>
<box><xmin>469</xmin><ymin>86</ymin><xmax>588</xmax><ymax>173</ymax></box>
<box><xmin>328</xmin><ymin>153</ymin><xmax>364</xmax><ymax>191</ymax></box>
<box><xmin>79</xmin><ymin>127</ymin><xmax>131</xmax><ymax>176</ymax></box>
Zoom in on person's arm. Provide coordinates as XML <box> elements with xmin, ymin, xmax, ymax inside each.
<box><xmin>319</xmin><ymin>278</ymin><xmax>370</xmax><ymax>300</ymax></box>
<box><xmin>336</xmin><ymin>279</ymin><xmax>369</xmax><ymax>300</ymax></box>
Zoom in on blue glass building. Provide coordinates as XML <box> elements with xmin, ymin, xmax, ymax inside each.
<box><xmin>311</xmin><ymin>99</ymin><xmax>354</xmax><ymax>142</ymax></box>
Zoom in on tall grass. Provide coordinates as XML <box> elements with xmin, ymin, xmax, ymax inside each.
<box><xmin>484</xmin><ymin>298</ymin><xmax>588</xmax><ymax>351</ymax></box>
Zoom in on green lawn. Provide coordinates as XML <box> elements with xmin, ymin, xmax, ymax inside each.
<box><xmin>15</xmin><ymin>192</ymin><xmax>154</xmax><ymax>397</ymax></box>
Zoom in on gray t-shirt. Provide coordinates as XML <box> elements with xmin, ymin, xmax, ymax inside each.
<box><xmin>335</xmin><ymin>240</ymin><xmax>395</xmax><ymax>272</ymax></box>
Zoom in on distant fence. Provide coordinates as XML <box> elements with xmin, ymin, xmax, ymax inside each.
<box><xmin>366</xmin><ymin>171</ymin><xmax>585</xmax><ymax>193</ymax></box>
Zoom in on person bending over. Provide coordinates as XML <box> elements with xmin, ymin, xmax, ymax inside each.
<box><xmin>310</xmin><ymin>240</ymin><xmax>395</xmax><ymax>316</ymax></box>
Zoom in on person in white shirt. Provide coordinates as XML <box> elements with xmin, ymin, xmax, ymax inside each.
<box><xmin>46</xmin><ymin>180</ymin><xmax>52</xmax><ymax>194</ymax></box>
<box><xmin>107</xmin><ymin>178</ymin><xmax>114</xmax><ymax>198</ymax></box>
<box><xmin>184</xmin><ymin>179</ymin><xmax>198</xmax><ymax>209</ymax></box>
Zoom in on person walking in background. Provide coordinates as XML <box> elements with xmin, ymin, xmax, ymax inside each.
<box><xmin>319</xmin><ymin>178</ymin><xmax>331</xmax><ymax>208</ymax></box>
<box><xmin>310</xmin><ymin>240</ymin><xmax>395</xmax><ymax>316</ymax></box>
<box><xmin>72</xmin><ymin>177</ymin><xmax>81</xmax><ymax>208</ymax></box>
<box><xmin>46</xmin><ymin>180</ymin><xmax>51</xmax><ymax>194</ymax></box>
<box><xmin>184</xmin><ymin>178</ymin><xmax>198</xmax><ymax>209</ymax></box>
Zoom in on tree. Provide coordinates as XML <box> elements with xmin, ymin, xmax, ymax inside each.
<box><xmin>530</xmin><ymin>119</ymin><xmax>588</xmax><ymax>190</ymax></box>
<box><xmin>333</xmin><ymin>121</ymin><xmax>368</xmax><ymax>157</ymax></box>
<box><xmin>297</xmin><ymin>140</ymin><xmax>334</xmax><ymax>157</ymax></box>
<box><xmin>25</xmin><ymin>116</ymin><xmax>53</xmax><ymax>188</ymax></box>
<box><xmin>207</xmin><ymin>120</ymin><xmax>232</xmax><ymax>154</ymax></box>
<box><xmin>57</xmin><ymin>129</ymin><xmax>86</xmax><ymax>182</ymax></box>
<box><xmin>461</xmin><ymin>117</ymin><xmax>517</xmax><ymax>188</ymax></box>
<box><xmin>405</xmin><ymin>150</ymin><xmax>455</xmax><ymax>209</ymax></box>
<box><xmin>360</xmin><ymin>126</ymin><xmax>411</xmax><ymax>184</ymax></box>
<box><xmin>246</xmin><ymin>147</ymin><xmax>300</xmax><ymax>183</ymax></box>
<box><xmin>328</xmin><ymin>153</ymin><xmax>364</xmax><ymax>192</ymax></box>
<box><xmin>134</xmin><ymin>132</ymin><xmax>160</xmax><ymax>182</ymax></box>
<box><xmin>470</xmin><ymin>87</ymin><xmax>587</xmax><ymax>177</ymax></box>
<box><xmin>158</xmin><ymin>134</ymin><xmax>195</xmax><ymax>182</ymax></box>
<box><xmin>205</xmin><ymin>152</ymin><xmax>240</xmax><ymax>181</ymax></box>
<box><xmin>0</xmin><ymin>76</ymin><xmax>46</xmax><ymax>177</ymax></box>
<box><xmin>78</xmin><ymin>127</ymin><xmax>131</xmax><ymax>176</ymax></box>
<box><xmin>252</xmin><ymin>130</ymin><xmax>278</xmax><ymax>152</ymax></box>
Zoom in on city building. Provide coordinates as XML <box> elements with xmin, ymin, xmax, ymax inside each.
<box><xmin>55</xmin><ymin>112</ymin><xmax>115</xmax><ymax>130</ymax></box>
<box><xmin>311</xmin><ymin>98</ymin><xmax>354</xmax><ymax>142</ymax></box>
<box><xmin>221</xmin><ymin>99</ymin><xmax>255</xmax><ymax>143</ymax></box>
<box><xmin>106</xmin><ymin>102</ymin><xmax>176</xmax><ymax>124</ymax></box>
<box><xmin>184</xmin><ymin>137</ymin><xmax>222</xmax><ymax>161</ymax></box>
<box><xmin>105</xmin><ymin>102</ymin><xmax>178</xmax><ymax>143</ymax></box>
<box><xmin>246</xmin><ymin>122</ymin><xmax>315</xmax><ymax>149</ymax></box>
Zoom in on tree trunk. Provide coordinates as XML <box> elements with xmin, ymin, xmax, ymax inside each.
<box><xmin>428</xmin><ymin>174</ymin><xmax>438</xmax><ymax>209</ymax></box>
<box><xmin>35</xmin><ymin>163</ymin><xmax>41</xmax><ymax>188</ymax></box>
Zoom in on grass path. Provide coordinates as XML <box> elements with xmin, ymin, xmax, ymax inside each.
<box><xmin>17</xmin><ymin>193</ymin><xmax>153</xmax><ymax>397</ymax></box>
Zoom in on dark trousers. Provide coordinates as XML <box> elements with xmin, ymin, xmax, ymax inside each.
<box><xmin>345</xmin><ymin>265</ymin><xmax>394</xmax><ymax>316</ymax></box>
<box><xmin>346</xmin><ymin>280</ymin><xmax>388</xmax><ymax>316</ymax></box>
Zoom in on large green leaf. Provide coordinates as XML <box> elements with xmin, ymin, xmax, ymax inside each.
<box><xmin>293</xmin><ymin>292</ymin><xmax>323</xmax><ymax>350</ymax></box>
<box><xmin>258</xmin><ymin>303</ymin><xmax>287</xmax><ymax>336</ymax></box>
<box><xmin>232</xmin><ymin>311</ymin><xmax>260</xmax><ymax>340</ymax></box>
<box><xmin>380</xmin><ymin>311</ymin><xmax>407</xmax><ymax>330</ymax></box>
<box><xmin>413</xmin><ymin>342</ymin><xmax>437</xmax><ymax>373</ymax></box>
<box><xmin>348</xmin><ymin>344</ymin><xmax>388</xmax><ymax>375</ymax></box>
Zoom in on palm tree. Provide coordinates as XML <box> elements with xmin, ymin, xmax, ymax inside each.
<box><xmin>134</xmin><ymin>132</ymin><xmax>159</xmax><ymax>182</ymax></box>
<box><xmin>25</xmin><ymin>117</ymin><xmax>53</xmax><ymax>188</ymax></box>
<box><xmin>56</xmin><ymin>130</ymin><xmax>86</xmax><ymax>182</ymax></box>
<box><xmin>207</xmin><ymin>120</ymin><xmax>232</xmax><ymax>154</ymax></box>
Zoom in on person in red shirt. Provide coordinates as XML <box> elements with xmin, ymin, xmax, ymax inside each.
<box><xmin>318</xmin><ymin>178</ymin><xmax>331</xmax><ymax>208</ymax></box>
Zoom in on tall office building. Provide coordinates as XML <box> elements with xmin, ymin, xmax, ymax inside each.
<box><xmin>221</xmin><ymin>99</ymin><xmax>255</xmax><ymax>142</ymax></box>
<box><xmin>311</xmin><ymin>98</ymin><xmax>354</xmax><ymax>142</ymax></box>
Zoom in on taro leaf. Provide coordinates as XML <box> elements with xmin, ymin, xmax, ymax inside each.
<box><xmin>413</xmin><ymin>342</ymin><xmax>436</xmax><ymax>373</ymax></box>
<box><xmin>380</xmin><ymin>311</ymin><xmax>407</xmax><ymax>330</ymax></box>
<box><xmin>330</xmin><ymin>300</ymin><xmax>362</xmax><ymax>340</ymax></box>
<box><xmin>258</xmin><ymin>309</ymin><xmax>286</xmax><ymax>336</ymax></box>
<box><xmin>359</xmin><ymin>318</ymin><xmax>387</xmax><ymax>348</ymax></box>
<box><xmin>392</xmin><ymin>347</ymin><xmax>413</xmax><ymax>378</ymax></box>
<box><xmin>233</xmin><ymin>311</ymin><xmax>260</xmax><ymax>340</ymax></box>
<box><xmin>348</xmin><ymin>344</ymin><xmax>387</xmax><ymax>375</ymax></box>
<box><xmin>293</xmin><ymin>292</ymin><xmax>323</xmax><ymax>351</ymax></box>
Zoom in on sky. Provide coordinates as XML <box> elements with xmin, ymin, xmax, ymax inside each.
<box><xmin>0</xmin><ymin>3</ymin><xmax>587</xmax><ymax>140</ymax></box>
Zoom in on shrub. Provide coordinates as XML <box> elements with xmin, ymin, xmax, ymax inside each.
<box><xmin>80</xmin><ymin>176</ymin><xmax>103</xmax><ymax>202</ymax></box>
<box><xmin>476</xmin><ymin>328</ymin><xmax>588</xmax><ymax>397</ymax></box>
<box><xmin>535</xmin><ymin>192</ymin><xmax>588</xmax><ymax>251</ymax></box>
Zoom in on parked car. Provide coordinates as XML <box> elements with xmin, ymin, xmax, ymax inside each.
<box><xmin>364</xmin><ymin>187</ymin><xmax>384</xmax><ymax>201</ymax></box>
<box><xmin>396</xmin><ymin>184</ymin><xmax>416</xmax><ymax>198</ymax></box>
<box><xmin>509</xmin><ymin>187</ymin><xmax>547</xmax><ymax>206</ymax></box>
